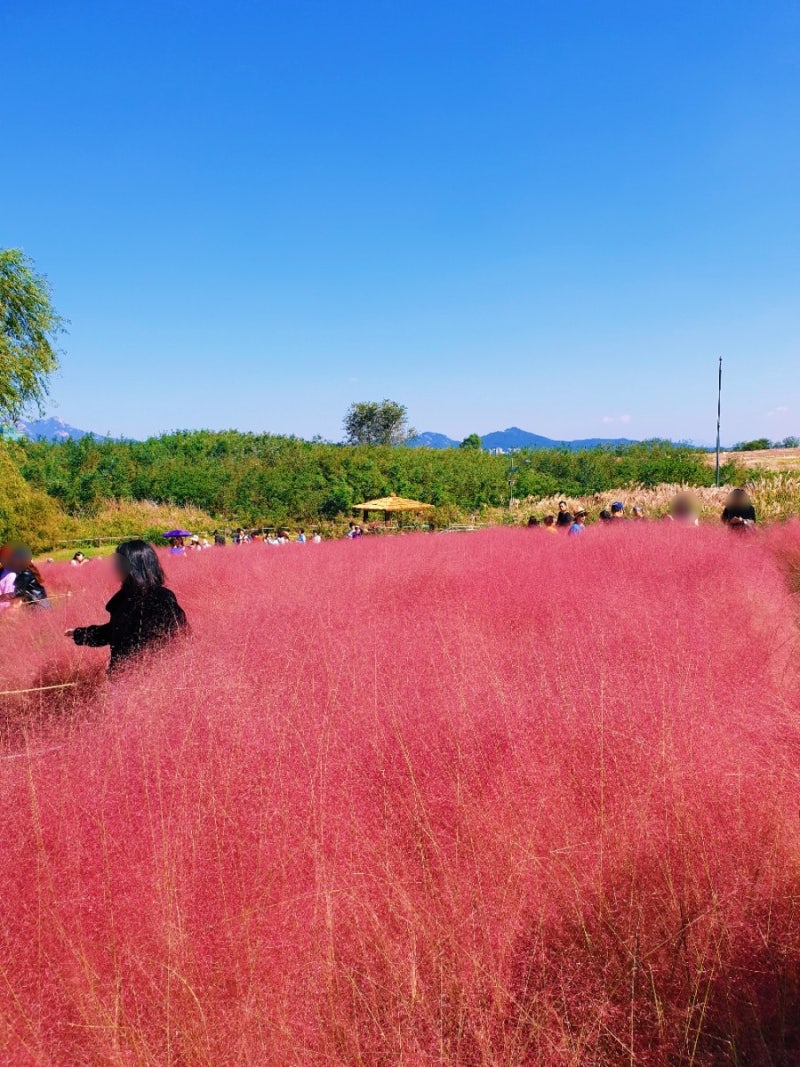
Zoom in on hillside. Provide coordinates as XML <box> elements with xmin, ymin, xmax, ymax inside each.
<box><xmin>13</xmin><ymin>416</ymin><xmax>104</xmax><ymax>442</ymax></box>
<box><xmin>409</xmin><ymin>425</ymin><xmax>637</xmax><ymax>451</ymax></box>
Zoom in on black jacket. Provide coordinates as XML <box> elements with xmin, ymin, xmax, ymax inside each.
<box><xmin>73</xmin><ymin>583</ymin><xmax>187</xmax><ymax>671</ymax></box>
<box><xmin>14</xmin><ymin>569</ymin><xmax>50</xmax><ymax>607</ymax></box>
<box><xmin>722</xmin><ymin>504</ymin><xmax>757</xmax><ymax>525</ymax></box>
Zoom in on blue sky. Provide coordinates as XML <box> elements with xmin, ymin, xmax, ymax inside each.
<box><xmin>3</xmin><ymin>1</ymin><xmax>798</xmax><ymax>444</ymax></box>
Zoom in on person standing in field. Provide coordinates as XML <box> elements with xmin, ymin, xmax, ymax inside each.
<box><xmin>668</xmin><ymin>491</ymin><xmax>700</xmax><ymax>525</ymax></box>
<box><xmin>721</xmin><ymin>488</ymin><xmax>757</xmax><ymax>530</ymax></box>
<box><xmin>542</xmin><ymin>514</ymin><xmax>558</xmax><ymax>533</ymax></box>
<box><xmin>611</xmin><ymin>501</ymin><xmax>626</xmax><ymax>520</ymax></box>
<box><xmin>568</xmin><ymin>509</ymin><xmax>587</xmax><ymax>536</ymax></box>
<box><xmin>556</xmin><ymin>501</ymin><xmax>572</xmax><ymax>528</ymax></box>
<box><xmin>67</xmin><ymin>540</ymin><xmax>187</xmax><ymax>673</ymax></box>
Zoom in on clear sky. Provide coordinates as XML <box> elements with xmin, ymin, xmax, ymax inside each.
<box><xmin>3</xmin><ymin>1</ymin><xmax>798</xmax><ymax>444</ymax></box>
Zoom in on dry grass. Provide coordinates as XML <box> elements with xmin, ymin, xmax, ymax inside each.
<box><xmin>59</xmin><ymin>500</ymin><xmax>219</xmax><ymax>541</ymax></box>
<box><xmin>710</xmin><ymin>447</ymin><xmax>800</xmax><ymax>471</ymax></box>
<box><xmin>517</xmin><ymin>474</ymin><xmax>800</xmax><ymax>524</ymax></box>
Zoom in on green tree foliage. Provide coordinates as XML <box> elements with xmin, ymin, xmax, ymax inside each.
<box><xmin>459</xmin><ymin>434</ymin><xmax>482</xmax><ymax>450</ymax></box>
<box><xmin>0</xmin><ymin>443</ymin><xmax>65</xmax><ymax>551</ymax></box>
<box><xmin>0</xmin><ymin>250</ymin><xmax>65</xmax><ymax>420</ymax></box>
<box><xmin>343</xmin><ymin>399</ymin><xmax>412</xmax><ymax>446</ymax></box>
<box><xmin>17</xmin><ymin>432</ymin><xmax>734</xmax><ymax>530</ymax></box>
<box><xmin>733</xmin><ymin>438</ymin><xmax>771</xmax><ymax>452</ymax></box>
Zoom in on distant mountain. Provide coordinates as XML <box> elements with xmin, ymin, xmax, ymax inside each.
<box><xmin>408</xmin><ymin>431</ymin><xmax>460</xmax><ymax>449</ymax></box>
<box><xmin>480</xmin><ymin>427</ymin><xmax>566</xmax><ymax>451</ymax></box>
<box><xmin>408</xmin><ymin>426</ymin><xmax>637</xmax><ymax>452</ymax></box>
<box><xmin>13</xmin><ymin>417</ymin><xmax>106</xmax><ymax>442</ymax></box>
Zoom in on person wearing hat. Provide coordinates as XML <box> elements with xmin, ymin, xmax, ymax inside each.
<box><xmin>168</xmin><ymin>537</ymin><xmax>186</xmax><ymax>556</ymax></box>
<box><xmin>610</xmin><ymin>501</ymin><xmax>626</xmax><ymax>519</ymax></box>
<box><xmin>568</xmin><ymin>509</ymin><xmax>587</xmax><ymax>535</ymax></box>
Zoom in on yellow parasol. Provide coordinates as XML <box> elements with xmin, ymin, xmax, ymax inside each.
<box><xmin>352</xmin><ymin>495</ymin><xmax>435</xmax><ymax>523</ymax></box>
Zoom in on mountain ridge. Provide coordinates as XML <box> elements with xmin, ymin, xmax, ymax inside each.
<box><xmin>408</xmin><ymin>426</ymin><xmax>638</xmax><ymax>452</ymax></box>
<box><xmin>11</xmin><ymin>417</ymin><xmax>106</xmax><ymax>442</ymax></box>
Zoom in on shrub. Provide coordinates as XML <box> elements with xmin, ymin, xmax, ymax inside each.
<box><xmin>0</xmin><ymin>443</ymin><xmax>65</xmax><ymax>550</ymax></box>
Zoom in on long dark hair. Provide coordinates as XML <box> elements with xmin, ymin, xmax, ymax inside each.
<box><xmin>116</xmin><ymin>540</ymin><xmax>165</xmax><ymax>593</ymax></box>
<box><xmin>8</xmin><ymin>547</ymin><xmax>44</xmax><ymax>584</ymax></box>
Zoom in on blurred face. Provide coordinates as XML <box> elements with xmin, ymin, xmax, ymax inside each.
<box><xmin>559</xmin><ymin>502</ymin><xmax>567</xmax><ymax>511</ymax></box>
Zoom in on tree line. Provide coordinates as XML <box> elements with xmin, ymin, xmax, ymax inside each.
<box><xmin>14</xmin><ymin>431</ymin><xmax>733</xmax><ymax>529</ymax></box>
<box><xmin>0</xmin><ymin>248</ymin><xmax>742</xmax><ymax>544</ymax></box>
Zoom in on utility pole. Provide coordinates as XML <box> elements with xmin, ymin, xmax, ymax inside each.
<box><xmin>715</xmin><ymin>357</ymin><xmax>723</xmax><ymax>488</ymax></box>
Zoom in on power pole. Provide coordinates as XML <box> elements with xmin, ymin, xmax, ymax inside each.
<box><xmin>715</xmin><ymin>357</ymin><xmax>723</xmax><ymax>487</ymax></box>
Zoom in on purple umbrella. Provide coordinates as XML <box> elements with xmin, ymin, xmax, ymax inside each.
<box><xmin>163</xmin><ymin>529</ymin><xmax>193</xmax><ymax>539</ymax></box>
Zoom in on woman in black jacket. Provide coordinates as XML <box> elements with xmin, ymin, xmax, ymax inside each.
<box><xmin>721</xmin><ymin>488</ymin><xmax>757</xmax><ymax>530</ymax></box>
<box><xmin>68</xmin><ymin>540</ymin><xmax>187</xmax><ymax>672</ymax></box>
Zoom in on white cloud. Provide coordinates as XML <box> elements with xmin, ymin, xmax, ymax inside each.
<box><xmin>619</xmin><ymin>414</ymin><xmax>632</xmax><ymax>424</ymax></box>
<box><xmin>601</xmin><ymin>416</ymin><xmax>614</xmax><ymax>424</ymax></box>
<box><xmin>767</xmin><ymin>405</ymin><xmax>789</xmax><ymax>418</ymax></box>
<box><xmin>602</xmin><ymin>414</ymin><xmax>632</xmax><ymax>425</ymax></box>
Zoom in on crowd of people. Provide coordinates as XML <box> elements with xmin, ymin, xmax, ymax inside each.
<box><xmin>525</xmin><ymin>488</ymin><xmax>758</xmax><ymax>536</ymax></box>
<box><xmin>225</xmin><ymin>528</ymin><xmax>323</xmax><ymax>546</ymax></box>
<box><xmin>0</xmin><ymin>488</ymin><xmax>762</xmax><ymax>676</ymax></box>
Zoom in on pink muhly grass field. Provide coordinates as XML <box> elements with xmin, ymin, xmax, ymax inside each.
<box><xmin>2</xmin><ymin>524</ymin><xmax>800</xmax><ymax>1065</ymax></box>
